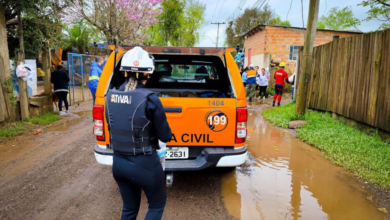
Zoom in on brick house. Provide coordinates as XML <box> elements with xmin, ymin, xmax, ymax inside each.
<box><xmin>241</xmin><ymin>25</ymin><xmax>362</xmax><ymax>73</ymax></box>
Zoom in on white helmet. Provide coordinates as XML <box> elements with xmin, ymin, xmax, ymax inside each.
<box><xmin>120</xmin><ymin>46</ymin><xmax>155</xmax><ymax>73</ymax></box>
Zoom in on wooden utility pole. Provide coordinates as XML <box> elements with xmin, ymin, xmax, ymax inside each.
<box><xmin>16</xmin><ymin>11</ymin><xmax>29</xmax><ymax>120</ymax></box>
<box><xmin>42</xmin><ymin>41</ymin><xmax>52</xmax><ymax>95</ymax></box>
<box><xmin>211</xmin><ymin>22</ymin><xmax>226</xmax><ymax>48</ymax></box>
<box><xmin>295</xmin><ymin>0</ymin><xmax>320</xmax><ymax>116</ymax></box>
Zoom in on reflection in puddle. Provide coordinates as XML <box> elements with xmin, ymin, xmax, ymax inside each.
<box><xmin>222</xmin><ymin>105</ymin><xmax>389</xmax><ymax>220</ymax></box>
<box><xmin>45</xmin><ymin>111</ymin><xmax>92</xmax><ymax>132</ymax></box>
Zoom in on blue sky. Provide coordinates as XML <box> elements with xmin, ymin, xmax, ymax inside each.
<box><xmin>196</xmin><ymin>0</ymin><xmax>385</xmax><ymax>47</ymax></box>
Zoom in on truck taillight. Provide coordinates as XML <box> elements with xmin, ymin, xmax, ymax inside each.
<box><xmin>93</xmin><ymin>105</ymin><xmax>105</xmax><ymax>141</ymax></box>
<box><xmin>235</xmin><ymin>107</ymin><xmax>247</xmax><ymax>143</ymax></box>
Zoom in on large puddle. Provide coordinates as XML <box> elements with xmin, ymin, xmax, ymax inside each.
<box><xmin>45</xmin><ymin>110</ymin><xmax>92</xmax><ymax>132</ymax></box>
<box><xmin>222</xmin><ymin>104</ymin><xmax>389</xmax><ymax>220</ymax></box>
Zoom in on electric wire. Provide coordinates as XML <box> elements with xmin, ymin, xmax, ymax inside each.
<box><xmin>323</xmin><ymin>0</ymin><xmax>327</xmax><ymax>16</ymax></box>
<box><xmin>217</xmin><ymin>0</ymin><xmax>226</xmax><ymax>20</ymax></box>
<box><xmin>287</xmin><ymin>0</ymin><xmax>294</xmax><ymax>21</ymax></box>
<box><xmin>212</xmin><ymin>0</ymin><xmax>220</xmax><ymax>18</ymax></box>
<box><xmin>258</xmin><ymin>0</ymin><xmax>267</xmax><ymax>9</ymax></box>
<box><xmin>258</xmin><ymin>0</ymin><xmax>269</xmax><ymax>9</ymax></box>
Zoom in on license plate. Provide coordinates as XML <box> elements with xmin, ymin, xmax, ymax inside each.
<box><xmin>166</xmin><ymin>147</ymin><xmax>189</xmax><ymax>159</ymax></box>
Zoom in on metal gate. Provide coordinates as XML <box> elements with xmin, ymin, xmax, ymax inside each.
<box><xmin>67</xmin><ymin>53</ymin><xmax>96</xmax><ymax>105</ymax></box>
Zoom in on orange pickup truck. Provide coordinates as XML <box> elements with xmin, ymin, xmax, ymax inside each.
<box><xmin>92</xmin><ymin>46</ymin><xmax>247</xmax><ymax>172</ymax></box>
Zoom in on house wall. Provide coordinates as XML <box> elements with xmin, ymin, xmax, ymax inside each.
<box><xmin>244</xmin><ymin>26</ymin><xmax>361</xmax><ymax>74</ymax></box>
<box><xmin>244</xmin><ymin>30</ymin><xmax>266</xmax><ymax>68</ymax></box>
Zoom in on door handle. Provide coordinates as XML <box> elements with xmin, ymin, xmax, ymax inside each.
<box><xmin>164</xmin><ymin>107</ymin><xmax>182</xmax><ymax>113</ymax></box>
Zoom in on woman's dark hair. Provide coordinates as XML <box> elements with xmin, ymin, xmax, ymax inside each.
<box><xmin>57</xmin><ymin>65</ymin><xmax>64</xmax><ymax>70</ymax></box>
<box><xmin>244</xmin><ymin>67</ymin><xmax>249</xmax><ymax>71</ymax></box>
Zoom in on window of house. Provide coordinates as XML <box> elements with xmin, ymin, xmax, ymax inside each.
<box><xmin>289</xmin><ymin>45</ymin><xmax>302</xmax><ymax>61</ymax></box>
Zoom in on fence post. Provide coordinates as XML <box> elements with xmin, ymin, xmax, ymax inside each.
<box><xmin>42</xmin><ymin>41</ymin><xmax>52</xmax><ymax>95</ymax></box>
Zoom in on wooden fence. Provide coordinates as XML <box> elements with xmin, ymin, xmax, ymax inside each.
<box><xmin>298</xmin><ymin>29</ymin><xmax>390</xmax><ymax>132</ymax></box>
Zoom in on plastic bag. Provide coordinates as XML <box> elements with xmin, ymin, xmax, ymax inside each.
<box><xmin>157</xmin><ymin>141</ymin><xmax>167</xmax><ymax>171</ymax></box>
<box><xmin>16</xmin><ymin>62</ymin><xmax>33</xmax><ymax>81</ymax></box>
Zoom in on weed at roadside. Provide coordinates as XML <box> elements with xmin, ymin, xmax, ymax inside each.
<box><xmin>0</xmin><ymin>112</ymin><xmax>60</xmax><ymax>140</ymax></box>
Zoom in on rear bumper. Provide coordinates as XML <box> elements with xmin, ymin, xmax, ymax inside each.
<box><xmin>94</xmin><ymin>145</ymin><xmax>247</xmax><ymax>171</ymax></box>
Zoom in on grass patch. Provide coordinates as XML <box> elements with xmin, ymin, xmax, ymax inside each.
<box><xmin>262</xmin><ymin>103</ymin><xmax>297</xmax><ymax>128</ymax></box>
<box><xmin>0</xmin><ymin>112</ymin><xmax>60</xmax><ymax>140</ymax></box>
<box><xmin>262</xmin><ymin>103</ymin><xmax>390</xmax><ymax>188</ymax></box>
<box><xmin>26</xmin><ymin>111</ymin><xmax>60</xmax><ymax>125</ymax></box>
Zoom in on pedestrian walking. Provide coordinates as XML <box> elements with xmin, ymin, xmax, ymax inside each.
<box><xmin>242</xmin><ymin>66</ymin><xmax>248</xmax><ymax>87</ymax></box>
<box><xmin>246</xmin><ymin>64</ymin><xmax>257</xmax><ymax>102</ymax></box>
<box><xmin>255</xmin><ymin>66</ymin><xmax>260</xmax><ymax>99</ymax></box>
<box><xmin>51</xmin><ymin>65</ymin><xmax>70</xmax><ymax>115</ymax></box>
<box><xmin>88</xmin><ymin>56</ymin><xmax>106</xmax><ymax>105</ymax></box>
<box><xmin>258</xmin><ymin>68</ymin><xmax>269</xmax><ymax>100</ymax></box>
<box><xmin>272</xmin><ymin>62</ymin><xmax>289</xmax><ymax>107</ymax></box>
<box><xmin>106</xmin><ymin>47</ymin><xmax>172</xmax><ymax>220</ymax></box>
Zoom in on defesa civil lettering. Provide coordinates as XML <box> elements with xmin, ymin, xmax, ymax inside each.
<box><xmin>170</xmin><ymin>133</ymin><xmax>213</xmax><ymax>143</ymax></box>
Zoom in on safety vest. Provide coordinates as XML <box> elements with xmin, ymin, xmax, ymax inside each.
<box><xmin>89</xmin><ymin>75</ymin><xmax>100</xmax><ymax>81</ymax></box>
<box><xmin>246</xmin><ymin>69</ymin><xmax>257</xmax><ymax>84</ymax></box>
<box><xmin>106</xmin><ymin>89</ymin><xmax>157</xmax><ymax>155</ymax></box>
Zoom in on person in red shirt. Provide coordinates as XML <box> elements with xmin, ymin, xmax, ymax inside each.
<box><xmin>273</xmin><ymin>62</ymin><xmax>290</xmax><ymax>107</ymax></box>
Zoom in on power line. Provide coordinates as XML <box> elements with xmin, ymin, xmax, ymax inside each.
<box><xmin>253</xmin><ymin>0</ymin><xmax>262</xmax><ymax>8</ymax></box>
<box><xmin>301</xmin><ymin>0</ymin><xmax>305</xmax><ymax>28</ymax></box>
<box><xmin>217</xmin><ymin>0</ymin><xmax>226</xmax><ymax>20</ymax></box>
<box><xmin>287</xmin><ymin>0</ymin><xmax>294</xmax><ymax>21</ymax></box>
<box><xmin>212</xmin><ymin>0</ymin><xmax>220</xmax><ymax>18</ymax></box>
<box><xmin>323</xmin><ymin>0</ymin><xmax>327</xmax><ymax>16</ymax></box>
<box><xmin>257</xmin><ymin>0</ymin><xmax>268</xmax><ymax>9</ymax></box>
<box><xmin>226</xmin><ymin>0</ymin><xmax>247</xmax><ymax>23</ymax></box>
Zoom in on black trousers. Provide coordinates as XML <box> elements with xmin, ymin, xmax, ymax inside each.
<box><xmin>259</xmin><ymin>86</ymin><xmax>267</xmax><ymax>97</ymax></box>
<box><xmin>112</xmin><ymin>151</ymin><xmax>166</xmax><ymax>220</ymax></box>
<box><xmin>56</xmin><ymin>91</ymin><xmax>69</xmax><ymax>111</ymax></box>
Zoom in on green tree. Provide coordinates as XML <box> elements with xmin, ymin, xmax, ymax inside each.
<box><xmin>180</xmin><ymin>0</ymin><xmax>205</xmax><ymax>47</ymax></box>
<box><xmin>225</xmin><ymin>4</ymin><xmax>288</xmax><ymax>48</ymax></box>
<box><xmin>145</xmin><ymin>0</ymin><xmax>205</xmax><ymax>46</ymax></box>
<box><xmin>270</xmin><ymin>17</ymin><xmax>292</xmax><ymax>27</ymax></box>
<box><xmin>317</xmin><ymin>6</ymin><xmax>361</xmax><ymax>31</ymax></box>
<box><xmin>156</xmin><ymin>0</ymin><xmax>185</xmax><ymax>46</ymax></box>
<box><xmin>63</xmin><ymin>21</ymin><xmax>103</xmax><ymax>54</ymax></box>
<box><xmin>359</xmin><ymin>0</ymin><xmax>390</xmax><ymax>30</ymax></box>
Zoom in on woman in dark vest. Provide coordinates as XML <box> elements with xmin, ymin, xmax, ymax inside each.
<box><xmin>106</xmin><ymin>47</ymin><xmax>172</xmax><ymax>220</ymax></box>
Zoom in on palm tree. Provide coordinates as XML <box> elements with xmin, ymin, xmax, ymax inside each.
<box><xmin>63</xmin><ymin>21</ymin><xmax>90</xmax><ymax>54</ymax></box>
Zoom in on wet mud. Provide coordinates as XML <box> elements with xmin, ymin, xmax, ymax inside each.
<box><xmin>222</xmin><ymin>104</ymin><xmax>389</xmax><ymax>220</ymax></box>
<box><xmin>44</xmin><ymin>110</ymin><xmax>92</xmax><ymax>132</ymax></box>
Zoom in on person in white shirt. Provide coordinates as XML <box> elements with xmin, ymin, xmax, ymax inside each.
<box><xmin>288</xmin><ymin>74</ymin><xmax>296</xmax><ymax>99</ymax></box>
<box><xmin>258</xmin><ymin>68</ymin><xmax>269</xmax><ymax>100</ymax></box>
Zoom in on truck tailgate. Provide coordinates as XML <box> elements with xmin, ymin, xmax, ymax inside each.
<box><xmin>161</xmin><ymin>98</ymin><xmax>236</xmax><ymax>146</ymax></box>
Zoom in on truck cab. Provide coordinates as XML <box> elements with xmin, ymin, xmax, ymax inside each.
<box><xmin>93</xmin><ymin>47</ymin><xmax>247</xmax><ymax>171</ymax></box>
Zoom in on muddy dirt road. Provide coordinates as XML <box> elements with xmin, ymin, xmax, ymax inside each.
<box><xmin>0</xmin><ymin>100</ymin><xmax>389</xmax><ymax>220</ymax></box>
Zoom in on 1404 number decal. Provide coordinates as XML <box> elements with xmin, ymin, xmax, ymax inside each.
<box><xmin>208</xmin><ymin>100</ymin><xmax>224</xmax><ymax>106</ymax></box>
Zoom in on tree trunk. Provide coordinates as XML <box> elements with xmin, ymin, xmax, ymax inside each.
<box><xmin>42</xmin><ymin>41</ymin><xmax>52</xmax><ymax>95</ymax></box>
<box><xmin>0</xmin><ymin>5</ymin><xmax>15</xmax><ymax>122</ymax></box>
<box><xmin>17</xmin><ymin>11</ymin><xmax>29</xmax><ymax>120</ymax></box>
<box><xmin>295</xmin><ymin>0</ymin><xmax>320</xmax><ymax>116</ymax></box>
